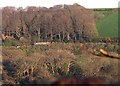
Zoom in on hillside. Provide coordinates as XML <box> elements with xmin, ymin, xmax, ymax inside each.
<box><xmin>2</xmin><ymin>42</ymin><xmax>119</xmax><ymax>84</ymax></box>
<box><xmin>96</xmin><ymin>11</ymin><xmax>118</xmax><ymax>38</ymax></box>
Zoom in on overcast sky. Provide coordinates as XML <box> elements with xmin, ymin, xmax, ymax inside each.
<box><xmin>0</xmin><ymin>0</ymin><xmax>119</xmax><ymax>8</ymax></box>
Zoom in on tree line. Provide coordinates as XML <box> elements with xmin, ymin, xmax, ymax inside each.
<box><xmin>2</xmin><ymin>3</ymin><xmax>98</xmax><ymax>44</ymax></box>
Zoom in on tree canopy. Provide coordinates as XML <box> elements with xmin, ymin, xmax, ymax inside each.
<box><xmin>2</xmin><ymin>4</ymin><xmax>98</xmax><ymax>43</ymax></box>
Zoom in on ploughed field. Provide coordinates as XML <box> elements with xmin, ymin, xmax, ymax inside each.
<box><xmin>2</xmin><ymin>42</ymin><xmax>120</xmax><ymax>84</ymax></box>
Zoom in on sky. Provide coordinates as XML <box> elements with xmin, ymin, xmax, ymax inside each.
<box><xmin>0</xmin><ymin>0</ymin><xmax>120</xmax><ymax>8</ymax></box>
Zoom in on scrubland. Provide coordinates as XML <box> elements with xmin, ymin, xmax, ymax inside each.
<box><xmin>2</xmin><ymin>42</ymin><xmax>120</xmax><ymax>85</ymax></box>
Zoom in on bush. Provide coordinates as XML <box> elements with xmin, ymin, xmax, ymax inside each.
<box><xmin>4</xmin><ymin>38</ymin><xmax>20</xmax><ymax>46</ymax></box>
<box><xmin>72</xmin><ymin>44</ymin><xmax>82</xmax><ymax>55</ymax></box>
<box><xmin>68</xmin><ymin>62</ymin><xmax>83</xmax><ymax>78</ymax></box>
<box><xmin>19</xmin><ymin>37</ymin><xmax>29</xmax><ymax>46</ymax></box>
<box><xmin>2</xmin><ymin>48</ymin><xmax>76</xmax><ymax>84</ymax></box>
<box><xmin>2</xmin><ymin>42</ymin><xmax>119</xmax><ymax>84</ymax></box>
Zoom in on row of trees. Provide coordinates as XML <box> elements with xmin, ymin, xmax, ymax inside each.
<box><xmin>2</xmin><ymin>3</ymin><xmax>98</xmax><ymax>44</ymax></box>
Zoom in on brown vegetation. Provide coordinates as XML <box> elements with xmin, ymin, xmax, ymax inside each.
<box><xmin>2</xmin><ymin>4</ymin><xmax>98</xmax><ymax>43</ymax></box>
<box><xmin>2</xmin><ymin>42</ymin><xmax>119</xmax><ymax>85</ymax></box>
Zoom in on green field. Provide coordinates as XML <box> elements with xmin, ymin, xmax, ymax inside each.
<box><xmin>96</xmin><ymin>11</ymin><xmax>118</xmax><ymax>38</ymax></box>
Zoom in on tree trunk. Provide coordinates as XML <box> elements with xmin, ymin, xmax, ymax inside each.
<box><xmin>67</xmin><ymin>33</ymin><xmax>70</xmax><ymax>40</ymax></box>
<box><xmin>8</xmin><ymin>31</ymin><xmax>9</xmax><ymax>36</ymax></box>
<box><xmin>23</xmin><ymin>25</ymin><xmax>26</xmax><ymax>34</ymax></box>
<box><xmin>38</xmin><ymin>28</ymin><xmax>40</xmax><ymax>41</ymax></box>
<box><xmin>77</xmin><ymin>33</ymin><xmax>80</xmax><ymax>40</ymax></box>
<box><xmin>62</xmin><ymin>31</ymin><xmax>65</xmax><ymax>40</ymax></box>
<box><xmin>45</xmin><ymin>35</ymin><xmax>47</xmax><ymax>41</ymax></box>
<box><xmin>51</xmin><ymin>30</ymin><xmax>53</xmax><ymax>40</ymax></box>
<box><xmin>74</xmin><ymin>33</ymin><xmax>76</xmax><ymax>42</ymax></box>
<box><xmin>58</xmin><ymin>33</ymin><xmax>61</xmax><ymax>39</ymax></box>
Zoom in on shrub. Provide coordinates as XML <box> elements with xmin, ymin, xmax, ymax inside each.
<box><xmin>19</xmin><ymin>37</ymin><xmax>29</xmax><ymax>46</ymax></box>
<box><xmin>68</xmin><ymin>62</ymin><xmax>83</xmax><ymax>78</ymax></box>
<box><xmin>4</xmin><ymin>38</ymin><xmax>20</xmax><ymax>46</ymax></box>
<box><xmin>72</xmin><ymin>44</ymin><xmax>82</xmax><ymax>55</ymax></box>
<box><xmin>2</xmin><ymin>42</ymin><xmax>119</xmax><ymax>84</ymax></box>
<box><xmin>2</xmin><ymin>48</ymin><xmax>76</xmax><ymax>84</ymax></box>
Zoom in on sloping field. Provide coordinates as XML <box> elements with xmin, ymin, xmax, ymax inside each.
<box><xmin>96</xmin><ymin>12</ymin><xmax>118</xmax><ymax>38</ymax></box>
